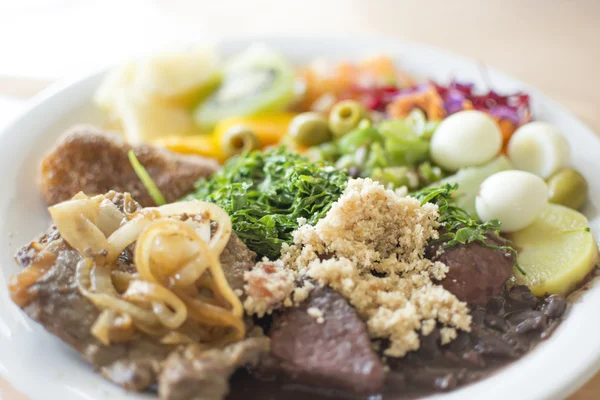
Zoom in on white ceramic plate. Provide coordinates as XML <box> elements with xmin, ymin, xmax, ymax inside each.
<box><xmin>0</xmin><ymin>35</ymin><xmax>599</xmax><ymax>400</ymax></box>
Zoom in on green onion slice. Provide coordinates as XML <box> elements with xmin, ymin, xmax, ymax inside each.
<box><xmin>128</xmin><ymin>149</ymin><xmax>167</xmax><ymax>206</ymax></box>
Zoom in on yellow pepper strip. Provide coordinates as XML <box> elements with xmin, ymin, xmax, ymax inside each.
<box><xmin>212</xmin><ymin>112</ymin><xmax>296</xmax><ymax>148</ymax></box>
<box><xmin>153</xmin><ymin>134</ymin><xmax>221</xmax><ymax>159</ymax></box>
<box><xmin>153</xmin><ymin>112</ymin><xmax>296</xmax><ymax>163</ymax></box>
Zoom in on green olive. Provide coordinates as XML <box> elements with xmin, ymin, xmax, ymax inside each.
<box><xmin>288</xmin><ymin>112</ymin><xmax>332</xmax><ymax>146</ymax></box>
<box><xmin>329</xmin><ymin>100</ymin><xmax>367</xmax><ymax>138</ymax></box>
<box><xmin>547</xmin><ymin>168</ymin><xmax>589</xmax><ymax>210</ymax></box>
<box><xmin>221</xmin><ymin>125</ymin><xmax>259</xmax><ymax>158</ymax></box>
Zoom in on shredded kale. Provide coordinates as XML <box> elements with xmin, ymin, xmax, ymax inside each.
<box><xmin>411</xmin><ymin>183</ymin><xmax>525</xmax><ymax>275</ymax></box>
<box><xmin>183</xmin><ymin>147</ymin><xmax>348</xmax><ymax>259</ymax></box>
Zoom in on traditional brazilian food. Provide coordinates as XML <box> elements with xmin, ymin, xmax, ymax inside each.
<box><xmin>8</xmin><ymin>45</ymin><xmax>599</xmax><ymax>400</ymax></box>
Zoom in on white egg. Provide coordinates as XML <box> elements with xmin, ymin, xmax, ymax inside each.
<box><xmin>430</xmin><ymin>110</ymin><xmax>503</xmax><ymax>171</ymax></box>
<box><xmin>476</xmin><ymin>170</ymin><xmax>549</xmax><ymax>233</ymax></box>
<box><xmin>507</xmin><ymin>121</ymin><xmax>570</xmax><ymax>178</ymax></box>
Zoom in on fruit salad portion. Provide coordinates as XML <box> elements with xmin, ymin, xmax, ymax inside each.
<box><xmin>94</xmin><ymin>44</ymin><xmax>598</xmax><ymax>299</ymax></box>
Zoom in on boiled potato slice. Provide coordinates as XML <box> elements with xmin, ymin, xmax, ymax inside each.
<box><xmin>510</xmin><ymin>203</ymin><xmax>598</xmax><ymax>296</ymax></box>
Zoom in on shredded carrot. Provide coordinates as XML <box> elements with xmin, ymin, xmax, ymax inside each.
<box><xmin>359</xmin><ymin>56</ymin><xmax>415</xmax><ymax>88</ymax></box>
<box><xmin>386</xmin><ymin>86</ymin><xmax>446</xmax><ymax>120</ymax></box>
<box><xmin>494</xmin><ymin>117</ymin><xmax>517</xmax><ymax>153</ymax></box>
<box><xmin>297</xmin><ymin>56</ymin><xmax>416</xmax><ymax>112</ymax></box>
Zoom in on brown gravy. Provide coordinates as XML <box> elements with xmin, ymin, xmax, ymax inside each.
<box><xmin>228</xmin><ymin>285</ymin><xmax>567</xmax><ymax>399</ymax></box>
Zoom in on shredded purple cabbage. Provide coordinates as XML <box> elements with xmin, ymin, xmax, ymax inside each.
<box><xmin>434</xmin><ymin>81</ymin><xmax>532</xmax><ymax>125</ymax></box>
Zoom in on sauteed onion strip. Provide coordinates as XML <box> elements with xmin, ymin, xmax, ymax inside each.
<box><xmin>45</xmin><ymin>194</ymin><xmax>245</xmax><ymax>345</ymax></box>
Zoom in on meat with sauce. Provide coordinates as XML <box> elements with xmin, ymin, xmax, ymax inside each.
<box><xmin>11</xmin><ymin>192</ymin><xmax>257</xmax><ymax>395</ymax></box>
<box><xmin>159</xmin><ymin>337</ymin><xmax>270</xmax><ymax>400</ymax></box>
<box><xmin>427</xmin><ymin>235</ymin><xmax>515</xmax><ymax>306</ymax></box>
<box><xmin>267</xmin><ymin>285</ymin><xmax>385</xmax><ymax>394</ymax></box>
<box><xmin>39</xmin><ymin>126</ymin><xmax>219</xmax><ymax>207</ymax></box>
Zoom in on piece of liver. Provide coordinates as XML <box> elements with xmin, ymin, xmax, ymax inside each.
<box><xmin>428</xmin><ymin>235</ymin><xmax>515</xmax><ymax>306</ymax></box>
<box><xmin>269</xmin><ymin>285</ymin><xmax>385</xmax><ymax>395</ymax></box>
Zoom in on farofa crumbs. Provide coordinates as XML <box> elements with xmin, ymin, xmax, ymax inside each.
<box><xmin>307</xmin><ymin>307</ymin><xmax>325</xmax><ymax>324</ymax></box>
<box><xmin>421</xmin><ymin>319</ymin><xmax>436</xmax><ymax>336</ymax></box>
<box><xmin>281</xmin><ymin>178</ymin><xmax>471</xmax><ymax>357</ymax></box>
<box><xmin>243</xmin><ymin>259</ymin><xmax>315</xmax><ymax>316</ymax></box>
<box><xmin>440</xmin><ymin>327</ymin><xmax>458</xmax><ymax>345</ymax></box>
<box><xmin>243</xmin><ymin>259</ymin><xmax>296</xmax><ymax>317</ymax></box>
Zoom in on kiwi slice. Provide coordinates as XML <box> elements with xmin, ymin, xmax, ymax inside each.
<box><xmin>193</xmin><ymin>45</ymin><xmax>295</xmax><ymax>129</ymax></box>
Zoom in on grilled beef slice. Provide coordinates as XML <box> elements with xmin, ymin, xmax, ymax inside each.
<box><xmin>159</xmin><ymin>337</ymin><xmax>270</xmax><ymax>400</ymax></box>
<box><xmin>217</xmin><ymin>230</ymin><xmax>256</xmax><ymax>293</ymax></box>
<box><xmin>26</xmin><ymin>243</ymin><xmax>173</xmax><ymax>390</ymax></box>
<box><xmin>12</xmin><ymin>192</ymin><xmax>256</xmax><ymax>393</ymax></box>
<box><xmin>40</xmin><ymin>125</ymin><xmax>219</xmax><ymax>207</ymax></box>
<box><xmin>269</xmin><ymin>285</ymin><xmax>385</xmax><ymax>394</ymax></box>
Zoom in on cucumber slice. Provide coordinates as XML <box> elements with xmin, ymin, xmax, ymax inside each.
<box><xmin>437</xmin><ymin>155</ymin><xmax>512</xmax><ymax>217</ymax></box>
<box><xmin>193</xmin><ymin>45</ymin><xmax>295</xmax><ymax>129</ymax></box>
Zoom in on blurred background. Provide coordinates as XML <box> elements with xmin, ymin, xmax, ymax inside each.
<box><xmin>0</xmin><ymin>0</ymin><xmax>598</xmax><ymax>398</ymax></box>
<box><xmin>0</xmin><ymin>0</ymin><xmax>598</xmax><ymax>129</ymax></box>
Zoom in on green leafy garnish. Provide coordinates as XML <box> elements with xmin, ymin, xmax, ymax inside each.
<box><xmin>128</xmin><ymin>150</ymin><xmax>166</xmax><ymax>206</ymax></box>
<box><xmin>411</xmin><ymin>183</ymin><xmax>525</xmax><ymax>275</ymax></box>
<box><xmin>183</xmin><ymin>148</ymin><xmax>348</xmax><ymax>259</ymax></box>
